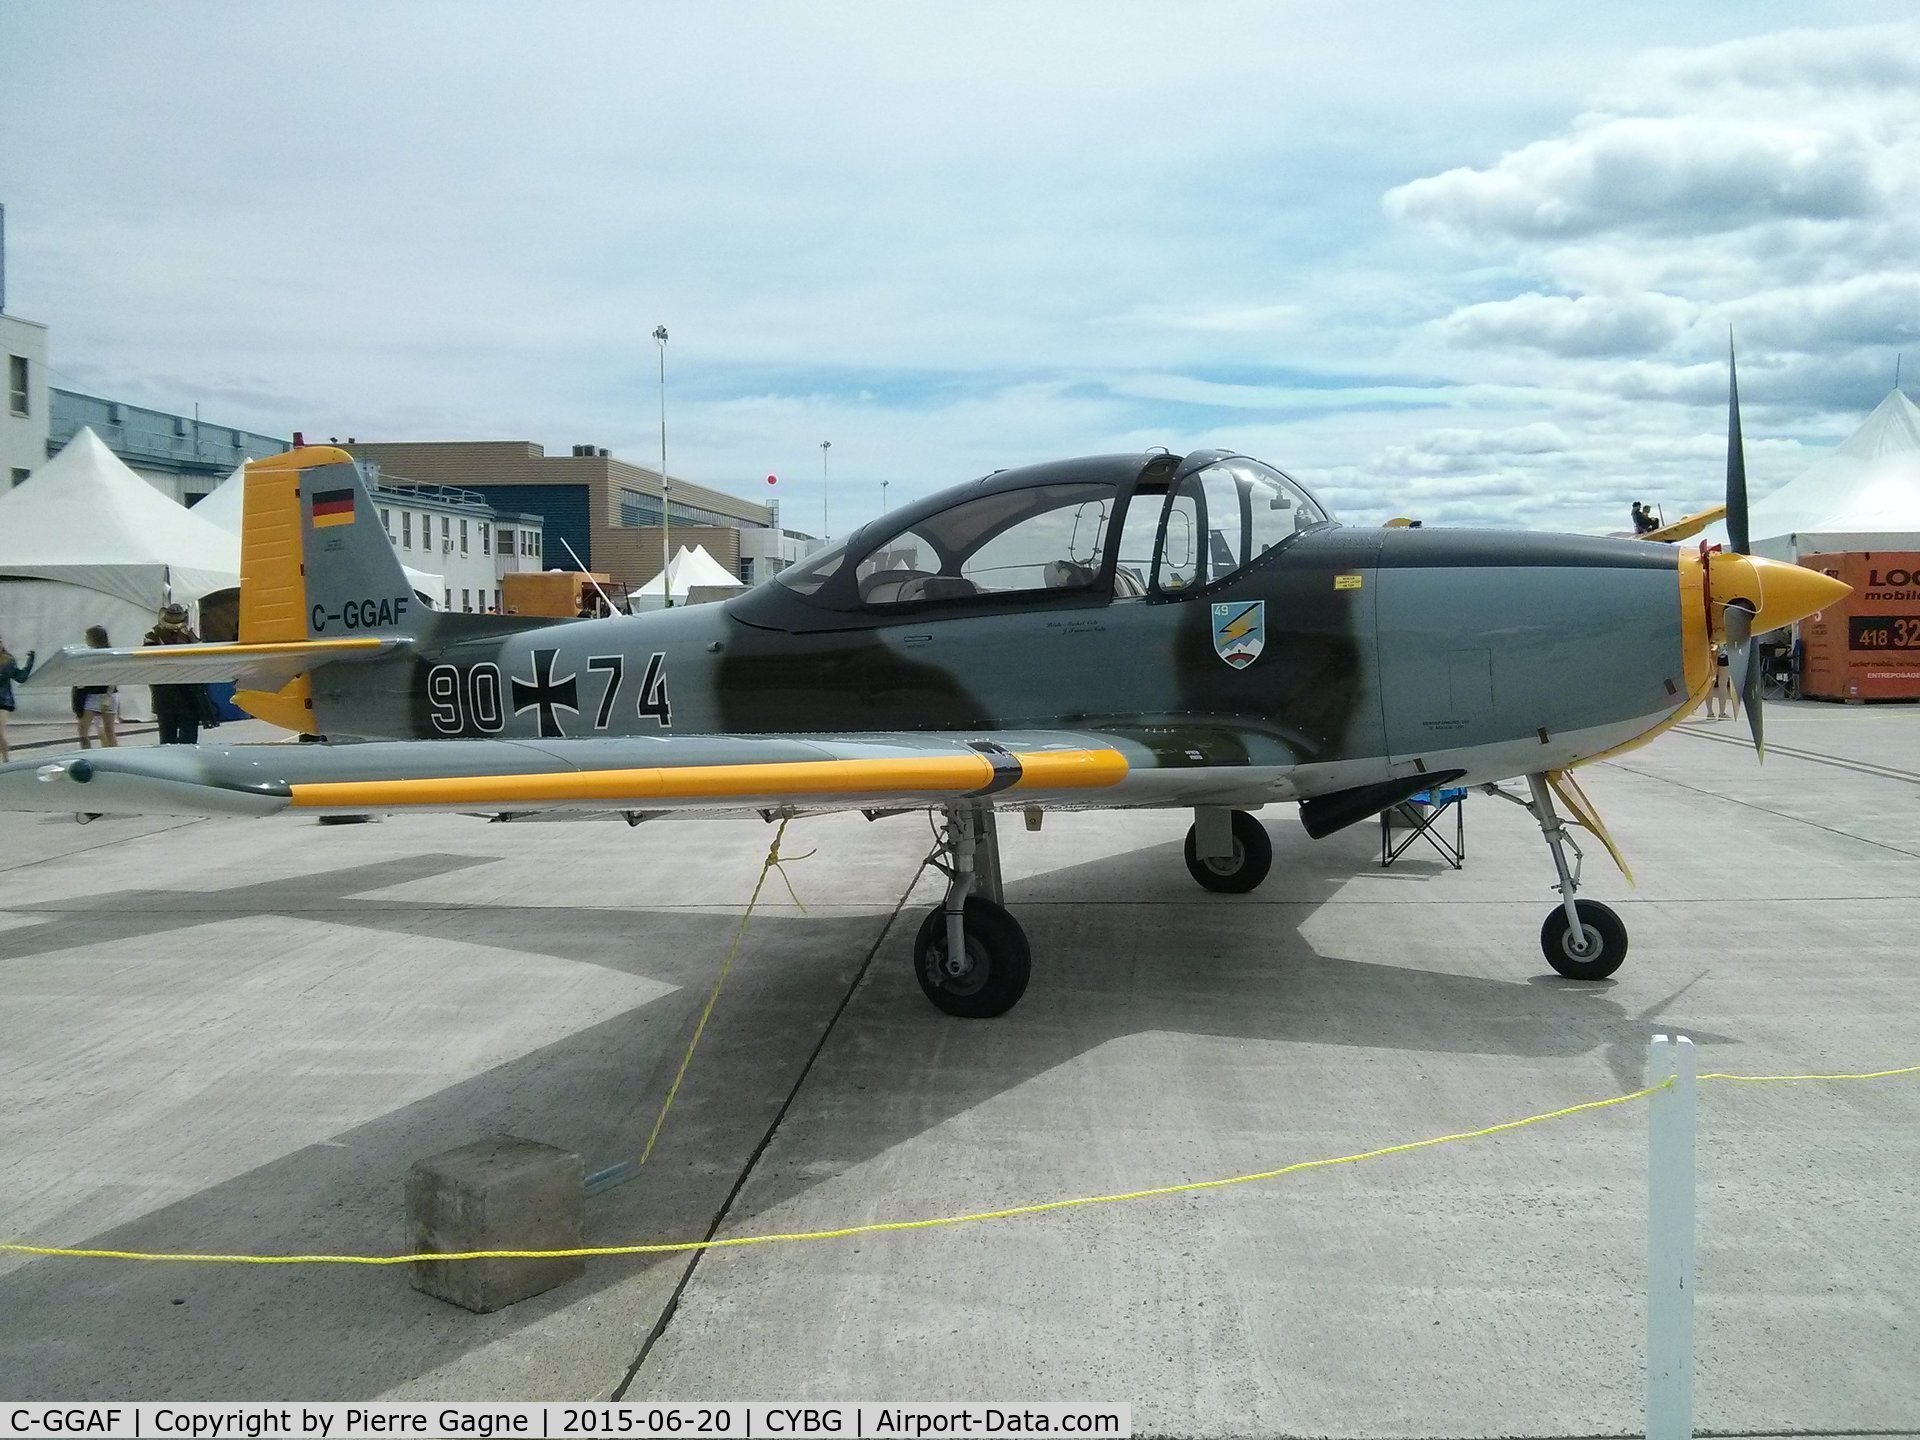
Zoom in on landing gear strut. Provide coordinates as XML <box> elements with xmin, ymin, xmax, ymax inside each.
<box><xmin>1521</xmin><ymin>773</ymin><xmax>1627</xmax><ymax>981</ymax></box>
<box><xmin>915</xmin><ymin>804</ymin><xmax>1031</xmax><ymax>1018</ymax></box>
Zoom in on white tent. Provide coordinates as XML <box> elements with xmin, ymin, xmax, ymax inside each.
<box><xmin>1699</xmin><ymin>389</ymin><xmax>1920</xmax><ymax>559</ymax></box>
<box><xmin>188</xmin><ymin>462</ymin><xmax>251</xmax><ymax>533</ymax></box>
<box><xmin>193</xmin><ymin>462</ymin><xmax>443</xmax><ymax>602</ymax></box>
<box><xmin>0</xmin><ymin>429</ymin><xmax>240</xmax><ymax>604</ymax></box>
<box><xmin>0</xmin><ymin>429</ymin><xmax>243</xmax><ymax>721</ymax></box>
<box><xmin>633</xmin><ymin>545</ymin><xmax>745</xmax><ymax>605</ymax></box>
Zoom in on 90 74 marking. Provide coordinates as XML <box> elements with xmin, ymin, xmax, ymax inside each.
<box><xmin>425</xmin><ymin>653</ymin><xmax>669</xmax><ymax>736</ymax></box>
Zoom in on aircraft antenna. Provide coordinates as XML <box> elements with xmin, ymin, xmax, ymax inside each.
<box><xmin>560</xmin><ymin>537</ymin><xmax>624</xmax><ymax>616</ymax></box>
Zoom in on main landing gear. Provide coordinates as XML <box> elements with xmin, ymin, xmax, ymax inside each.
<box><xmin>1519</xmin><ymin>773</ymin><xmax>1627</xmax><ymax>981</ymax></box>
<box><xmin>1183</xmin><ymin>808</ymin><xmax>1273</xmax><ymax>893</ymax></box>
<box><xmin>916</xmin><ymin>804</ymin><xmax>1031</xmax><ymax>1018</ymax></box>
<box><xmin>912</xmin><ymin>804</ymin><xmax>1276</xmax><ymax>1018</ymax></box>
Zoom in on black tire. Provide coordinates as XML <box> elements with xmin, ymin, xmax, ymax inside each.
<box><xmin>1183</xmin><ymin>811</ymin><xmax>1274</xmax><ymax>894</ymax></box>
<box><xmin>914</xmin><ymin>896</ymin><xmax>1031</xmax><ymax>1018</ymax></box>
<box><xmin>1540</xmin><ymin>899</ymin><xmax>1628</xmax><ymax>981</ymax></box>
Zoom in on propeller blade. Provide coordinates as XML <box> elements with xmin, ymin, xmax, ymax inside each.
<box><xmin>1726</xmin><ymin>334</ymin><xmax>1751</xmax><ymax>555</ymax></box>
<box><xmin>1723</xmin><ymin>601</ymin><xmax>1764</xmax><ymax>760</ymax></box>
<box><xmin>1724</xmin><ymin>598</ymin><xmax>1755</xmax><ymax>651</ymax></box>
<box><xmin>1741</xmin><ymin>636</ymin><xmax>1765</xmax><ymax>760</ymax></box>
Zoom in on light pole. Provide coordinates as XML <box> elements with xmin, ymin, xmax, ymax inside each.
<box><xmin>882</xmin><ymin>478</ymin><xmax>889</xmax><ymax>514</ymax></box>
<box><xmin>653</xmin><ymin>325</ymin><xmax>671</xmax><ymax>606</ymax></box>
<box><xmin>819</xmin><ymin>440</ymin><xmax>831</xmax><ymax>540</ymax></box>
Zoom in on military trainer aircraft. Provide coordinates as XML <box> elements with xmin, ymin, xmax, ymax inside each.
<box><xmin>0</xmin><ymin>362</ymin><xmax>1847</xmax><ymax>1018</ymax></box>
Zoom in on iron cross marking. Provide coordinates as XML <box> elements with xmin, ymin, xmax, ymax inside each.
<box><xmin>511</xmin><ymin>648</ymin><xmax>580</xmax><ymax>738</ymax></box>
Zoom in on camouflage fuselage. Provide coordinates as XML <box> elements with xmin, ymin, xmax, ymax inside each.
<box><xmin>314</xmin><ymin>526</ymin><xmax>1690</xmax><ymax>806</ymax></box>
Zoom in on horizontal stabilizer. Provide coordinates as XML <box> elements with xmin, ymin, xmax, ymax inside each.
<box><xmin>29</xmin><ymin>637</ymin><xmax>404</xmax><ymax>691</ymax></box>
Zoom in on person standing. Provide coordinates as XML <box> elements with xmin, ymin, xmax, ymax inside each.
<box><xmin>0</xmin><ymin>635</ymin><xmax>36</xmax><ymax>762</ymax></box>
<box><xmin>1710</xmin><ymin>644</ymin><xmax>1737</xmax><ymax>719</ymax></box>
<box><xmin>144</xmin><ymin>604</ymin><xmax>211</xmax><ymax>745</ymax></box>
<box><xmin>72</xmin><ymin>625</ymin><xmax>119</xmax><ymax>749</ymax></box>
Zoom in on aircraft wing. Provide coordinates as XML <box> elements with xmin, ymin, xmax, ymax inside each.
<box><xmin>1644</xmin><ymin>504</ymin><xmax>1726</xmax><ymax>543</ymax></box>
<box><xmin>0</xmin><ymin>732</ymin><xmax>1164</xmax><ymax>819</ymax></box>
<box><xmin>1607</xmin><ymin>504</ymin><xmax>1728</xmax><ymax>543</ymax></box>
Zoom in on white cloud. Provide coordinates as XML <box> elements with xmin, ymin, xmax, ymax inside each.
<box><xmin>2</xmin><ymin>5</ymin><xmax>1914</xmax><ymax>540</ymax></box>
<box><xmin>1384</xmin><ymin>115</ymin><xmax>1888</xmax><ymax>243</ymax></box>
<box><xmin>1434</xmin><ymin>292</ymin><xmax>1695</xmax><ymax>357</ymax></box>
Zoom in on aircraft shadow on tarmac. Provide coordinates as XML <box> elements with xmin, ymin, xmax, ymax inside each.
<box><xmin>0</xmin><ymin>830</ymin><xmax>1734</xmax><ymax>1399</ymax></box>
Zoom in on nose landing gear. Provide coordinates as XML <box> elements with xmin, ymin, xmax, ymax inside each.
<box><xmin>1520</xmin><ymin>772</ymin><xmax>1628</xmax><ymax>980</ymax></box>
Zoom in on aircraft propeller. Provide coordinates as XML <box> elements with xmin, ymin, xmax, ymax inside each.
<box><xmin>1721</xmin><ymin>340</ymin><xmax>1766</xmax><ymax>758</ymax></box>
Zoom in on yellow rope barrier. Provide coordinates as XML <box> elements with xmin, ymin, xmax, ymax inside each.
<box><xmin>3</xmin><ymin>1064</ymin><xmax>1912</xmax><ymax>1269</ymax></box>
<box><xmin>633</xmin><ymin>818</ymin><xmax>808</xmax><ymax>1168</ymax></box>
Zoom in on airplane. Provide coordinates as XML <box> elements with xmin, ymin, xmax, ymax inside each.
<box><xmin>1609</xmin><ymin>503</ymin><xmax>1730</xmax><ymax>544</ymax></box>
<box><xmin>0</xmin><ymin>358</ymin><xmax>1848</xmax><ymax>1019</ymax></box>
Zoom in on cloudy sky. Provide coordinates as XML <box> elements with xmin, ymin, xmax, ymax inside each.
<box><xmin>2</xmin><ymin>3</ymin><xmax>1915</xmax><ymax>536</ymax></box>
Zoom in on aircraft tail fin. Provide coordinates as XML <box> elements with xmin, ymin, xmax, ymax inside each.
<box><xmin>236</xmin><ymin>447</ymin><xmax>424</xmax><ymax>728</ymax></box>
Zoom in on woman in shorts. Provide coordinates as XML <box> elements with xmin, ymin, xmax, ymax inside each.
<box><xmin>72</xmin><ymin>625</ymin><xmax>119</xmax><ymax>749</ymax></box>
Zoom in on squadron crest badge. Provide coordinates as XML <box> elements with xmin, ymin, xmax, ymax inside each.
<box><xmin>1211</xmin><ymin>601</ymin><xmax>1266</xmax><ymax>669</ymax></box>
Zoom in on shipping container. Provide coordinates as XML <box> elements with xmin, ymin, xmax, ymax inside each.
<box><xmin>1797</xmin><ymin>551</ymin><xmax>1920</xmax><ymax>701</ymax></box>
<box><xmin>501</xmin><ymin>570</ymin><xmax>623</xmax><ymax>618</ymax></box>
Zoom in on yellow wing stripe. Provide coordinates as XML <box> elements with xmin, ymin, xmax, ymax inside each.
<box><xmin>286</xmin><ymin>748</ymin><xmax>1129</xmax><ymax>810</ymax></box>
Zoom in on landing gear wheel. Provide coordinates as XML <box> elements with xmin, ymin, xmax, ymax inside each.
<box><xmin>914</xmin><ymin>896</ymin><xmax>1031</xmax><ymax>1019</ymax></box>
<box><xmin>1183</xmin><ymin>811</ymin><xmax>1274</xmax><ymax>894</ymax></box>
<box><xmin>1540</xmin><ymin>899</ymin><xmax>1628</xmax><ymax>981</ymax></box>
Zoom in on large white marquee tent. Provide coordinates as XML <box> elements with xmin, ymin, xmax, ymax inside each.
<box><xmin>0</xmin><ymin>429</ymin><xmax>240</xmax><ymax>721</ymax></box>
<box><xmin>1700</xmin><ymin>388</ymin><xmax>1920</xmax><ymax>559</ymax></box>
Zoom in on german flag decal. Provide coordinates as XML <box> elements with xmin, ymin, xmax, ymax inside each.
<box><xmin>311</xmin><ymin>488</ymin><xmax>356</xmax><ymax>528</ymax></box>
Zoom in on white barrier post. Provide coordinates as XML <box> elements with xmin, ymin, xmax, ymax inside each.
<box><xmin>1647</xmin><ymin>1033</ymin><xmax>1697</xmax><ymax>1440</ymax></box>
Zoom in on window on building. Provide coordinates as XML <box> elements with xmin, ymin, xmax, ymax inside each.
<box><xmin>8</xmin><ymin>355</ymin><xmax>27</xmax><ymax>417</ymax></box>
<box><xmin>459</xmin><ymin>518</ymin><xmax>469</xmax><ymax>555</ymax></box>
<box><xmin>401</xmin><ymin>512</ymin><xmax>412</xmax><ymax>548</ymax></box>
<box><xmin>493</xmin><ymin>588</ymin><xmax>501</xmax><ymax>610</ymax></box>
<box><xmin>481</xmin><ymin>523</ymin><xmax>491</xmax><ymax>556</ymax></box>
<box><xmin>739</xmin><ymin>557</ymin><xmax>755</xmax><ymax>585</ymax></box>
<box><xmin>461</xmin><ymin>588</ymin><xmax>471</xmax><ymax>612</ymax></box>
<box><xmin>444</xmin><ymin>588</ymin><xmax>452</xmax><ymax>609</ymax></box>
<box><xmin>9</xmin><ymin>467</ymin><xmax>29</xmax><ymax>489</ymax></box>
<box><xmin>532</xmin><ymin>533</ymin><xmax>541</xmax><ymax>558</ymax></box>
<box><xmin>499</xmin><ymin>528</ymin><xmax>515</xmax><ymax>558</ymax></box>
<box><xmin>441</xmin><ymin>516</ymin><xmax>451</xmax><ymax>550</ymax></box>
<box><xmin>380</xmin><ymin>507</ymin><xmax>391</xmax><ymax>537</ymax></box>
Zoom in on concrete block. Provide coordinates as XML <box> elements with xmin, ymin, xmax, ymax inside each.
<box><xmin>406</xmin><ymin>1135</ymin><xmax>585</xmax><ymax>1313</ymax></box>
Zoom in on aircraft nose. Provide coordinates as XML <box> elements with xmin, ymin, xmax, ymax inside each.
<box><xmin>1707</xmin><ymin>552</ymin><xmax>1851</xmax><ymax>640</ymax></box>
<box><xmin>1749</xmin><ymin>556</ymin><xmax>1851</xmax><ymax>631</ymax></box>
